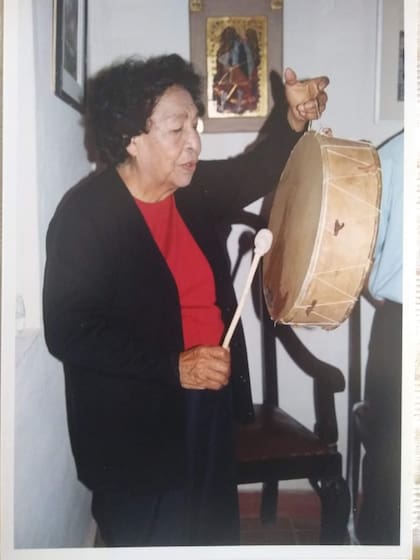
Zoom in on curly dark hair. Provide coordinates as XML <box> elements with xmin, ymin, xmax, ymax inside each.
<box><xmin>85</xmin><ymin>54</ymin><xmax>204</xmax><ymax>165</ymax></box>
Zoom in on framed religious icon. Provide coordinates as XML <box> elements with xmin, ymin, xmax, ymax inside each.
<box><xmin>189</xmin><ymin>0</ymin><xmax>283</xmax><ymax>132</ymax></box>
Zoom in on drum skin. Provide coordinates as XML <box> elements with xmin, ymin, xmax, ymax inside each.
<box><xmin>263</xmin><ymin>131</ymin><xmax>381</xmax><ymax>329</ymax></box>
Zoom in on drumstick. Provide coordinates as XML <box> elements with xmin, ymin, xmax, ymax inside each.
<box><xmin>222</xmin><ymin>228</ymin><xmax>273</xmax><ymax>349</ymax></box>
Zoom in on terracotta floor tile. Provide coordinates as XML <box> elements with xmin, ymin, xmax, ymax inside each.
<box><xmin>239</xmin><ymin>490</ymin><xmax>322</xmax><ymax>545</ymax></box>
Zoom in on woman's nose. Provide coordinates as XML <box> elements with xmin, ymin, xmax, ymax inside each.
<box><xmin>187</xmin><ymin>127</ymin><xmax>201</xmax><ymax>153</ymax></box>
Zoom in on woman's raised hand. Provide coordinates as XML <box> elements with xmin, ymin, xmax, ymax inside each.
<box><xmin>284</xmin><ymin>67</ymin><xmax>329</xmax><ymax>131</ymax></box>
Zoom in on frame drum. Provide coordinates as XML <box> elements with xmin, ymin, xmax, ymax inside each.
<box><xmin>263</xmin><ymin>131</ymin><xmax>381</xmax><ymax>329</ymax></box>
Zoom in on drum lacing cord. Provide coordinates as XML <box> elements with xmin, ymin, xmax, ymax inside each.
<box><xmin>308</xmin><ymin>98</ymin><xmax>332</xmax><ymax>135</ymax></box>
<box><xmin>323</xmin><ymin>147</ymin><xmax>380</xmax><ymax>176</ymax></box>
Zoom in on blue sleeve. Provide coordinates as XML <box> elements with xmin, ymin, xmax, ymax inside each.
<box><xmin>368</xmin><ymin>131</ymin><xmax>403</xmax><ymax>303</ymax></box>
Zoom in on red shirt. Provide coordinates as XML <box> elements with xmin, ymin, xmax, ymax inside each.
<box><xmin>136</xmin><ymin>195</ymin><xmax>224</xmax><ymax>349</ymax></box>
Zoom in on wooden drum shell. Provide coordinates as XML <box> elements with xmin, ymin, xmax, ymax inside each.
<box><xmin>263</xmin><ymin>131</ymin><xmax>381</xmax><ymax>329</ymax></box>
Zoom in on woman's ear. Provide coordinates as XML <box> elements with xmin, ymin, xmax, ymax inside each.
<box><xmin>125</xmin><ymin>136</ymin><xmax>138</xmax><ymax>158</ymax></box>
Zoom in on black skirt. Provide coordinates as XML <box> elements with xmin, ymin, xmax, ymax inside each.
<box><xmin>92</xmin><ymin>384</ymin><xmax>239</xmax><ymax>547</ymax></box>
<box><xmin>185</xmin><ymin>384</ymin><xmax>239</xmax><ymax>545</ymax></box>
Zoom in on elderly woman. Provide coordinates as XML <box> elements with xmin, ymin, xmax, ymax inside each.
<box><xmin>43</xmin><ymin>53</ymin><xmax>328</xmax><ymax>547</ymax></box>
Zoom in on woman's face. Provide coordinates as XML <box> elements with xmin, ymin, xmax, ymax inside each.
<box><xmin>129</xmin><ymin>85</ymin><xmax>202</xmax><ymax>198</ymax></box>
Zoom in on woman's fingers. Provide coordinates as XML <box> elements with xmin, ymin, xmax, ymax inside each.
<box><xmin>178</xmin><ymin>345</ymin><xmax>231</xmax><ymax>390</ymax></box>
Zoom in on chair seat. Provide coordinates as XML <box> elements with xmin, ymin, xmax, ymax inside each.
<box><xmin>236</xmin><ymin>404</ymin><xmax>342</xmax><ymax>483</ymax></box>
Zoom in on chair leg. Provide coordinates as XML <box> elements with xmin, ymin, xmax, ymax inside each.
<box><xmin>311</xmin><ymin>476</ymin><xmax>350</xmax><ymax>544</ymax></box>
<box><xmin>260</xmin><ymin>480</ymin><xmax>278</xmax><ymax>524</ymax></box>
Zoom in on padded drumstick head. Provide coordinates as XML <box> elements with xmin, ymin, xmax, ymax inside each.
<box><xmin>254</xmin><ymin>228</ymin><xmax>273</xmax><ymax>256</ymax></box>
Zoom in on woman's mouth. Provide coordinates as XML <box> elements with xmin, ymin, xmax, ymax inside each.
<box><xmin>181</xmin><ymin>161</ymin><xmax>197</xmax><ymax>172</ymax></box>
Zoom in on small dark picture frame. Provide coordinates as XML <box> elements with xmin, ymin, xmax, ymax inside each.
<box><xmin>53</xmin><ymin>0</ymin><xmax>88</xmax><ymax>113</ymax></box>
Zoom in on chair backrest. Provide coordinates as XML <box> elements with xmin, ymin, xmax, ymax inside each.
<box><xmin>229</xmin><ymin>209</ymin><xmax>345</xmax><ymax>447</ymax></box>
<box><xmin>228</xmin><ymin>210</ymin><xmax>279</xmax><ymax>407</ymax></box>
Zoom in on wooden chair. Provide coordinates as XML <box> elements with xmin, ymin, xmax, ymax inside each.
<box><xmin>230</xmin><ymin>211</ymin><xmax>350</xmax><ymax>544</ymax></box>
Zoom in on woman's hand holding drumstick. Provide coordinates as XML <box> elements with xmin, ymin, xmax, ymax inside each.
<box><xmin>178</xmin><ymin>229</ymin><xmax>272</xmax><ymax>391</ymax></box>
<box><xmin>179</xmin><ymin>345</ymin><xmax>231</xmax><ymax>391</ymax></box>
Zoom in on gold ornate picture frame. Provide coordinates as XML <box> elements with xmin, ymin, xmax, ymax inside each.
<box><xmin>189</xmin><ymin>0</ymin><xmax>283</xmax><ymax>133</ymax></box>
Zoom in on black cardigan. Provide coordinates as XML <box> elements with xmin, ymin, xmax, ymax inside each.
<box><xmin>42</xmin><ymin>106</ymin><xmax>302</xmax><ymax>492</ymax></box>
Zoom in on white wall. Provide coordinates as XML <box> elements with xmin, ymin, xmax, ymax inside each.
<box><xmin>3</xmin><ymin>0</ymin><xmax>94</xmax><ymax>550</ymax></box>
<box><xmin>1</xmin><ymin>0</ymin><xmax>404</xmax><ymax>551</ymax></box>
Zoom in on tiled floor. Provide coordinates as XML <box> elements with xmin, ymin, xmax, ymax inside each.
<box><xmin>238</xmin><ymin>490</ymin><xmax>323</xmax><ymax>545</ymax></box>
<box><xmin>95</xmin><ymin>490</ymin><xmax>344</xmax><ymax>547</ymax></box>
